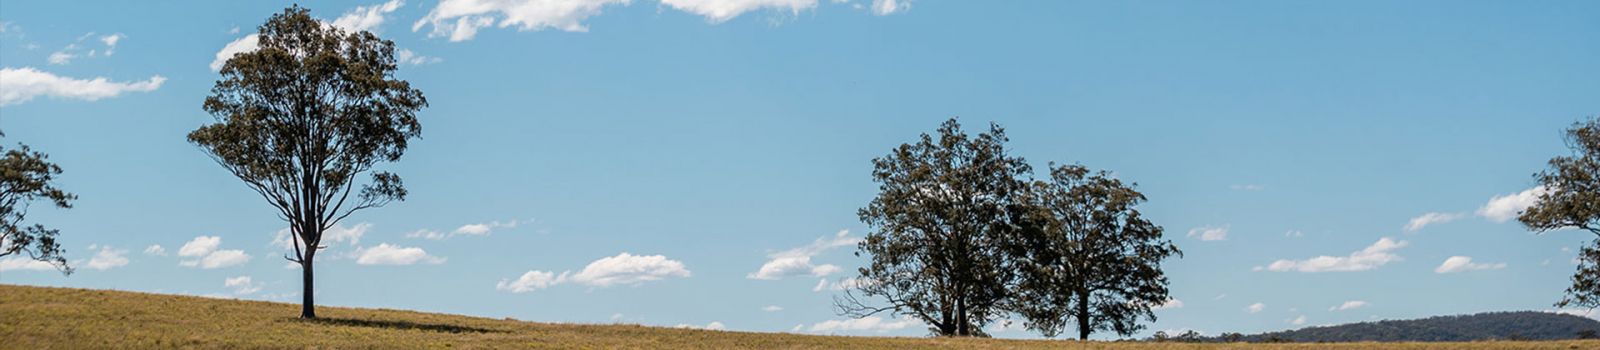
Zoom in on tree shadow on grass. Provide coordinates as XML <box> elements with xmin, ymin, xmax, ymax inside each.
<box><xmin>293</xmin><ymin>317</ymin><xmax>503</xmax><ymax>334</ymax></box>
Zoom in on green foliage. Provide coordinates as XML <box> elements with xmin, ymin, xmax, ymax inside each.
<box><xmin>1519</xmin><ymin>117</ymin><xmax>1600</xmax><ymax>308</ymax></box>
<box><xmin>1009</xmin><ymin>164</ymin><xmax>1180</xmax><ymax>339</ymax></box>
<box><xmin>0</xmin><ymin>134</ymin><xmax>76</xmax><ymax>275</ymax></box>
<box><xmin>1218</xmin><ymin>311</ymin><xmax>1600</xmax><ymax>342</ymax></box>
<box><xmin>188</xmin><ymin>6</ymin><xmax>425</xmax><ymax>318</ymax></box>
<box><xmin>841</xmin><ymin>118</ymin><xmax>1032</xmax><ymax>337</ymax></box>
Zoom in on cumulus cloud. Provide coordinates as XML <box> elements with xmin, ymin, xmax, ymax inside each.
<box><xmin>225</xmin><ymin>276</ymin><xmax>263</xmax><ymax>295</ymax></box>
<box><xmin>438</xmin><ymin>219</ymin><xmax>523</xmax><ymax>238</ymax></box>
<box><xmin>660</xmin><ymin>0</ymin><xmax>819</xmax><ymax>23</ymax></box>
<box><xmin>178</xmin><ymin>236</ymin><xmax>252</xmax><ymax>269</ymax></box>
<box><xmin>1434</xmin><ymin>256</ymin><xmax>1506</xmax><ymax>273</ymax></box>
<box><xmin>496</xmin><ymin>270</ymin><xmax>567</xmax><ymax>293</ymax></box>
<box><xmin>868</xmin><ymin>0</ymin><xmax>909</xmax><ymax>15</ymax></box>
<box><xmin>748</xmin><ymin>230</ymin><xmax>858</xmax><ymax>280</ymax></box>
<box><xmin>1288</xmin><ymin>315</ymin><xmax>1307</xmax><ymax>325</ymax></box>
<box><xmin>412</xmin><ymin>0</ymin><xmax>631</xmax><ymax>41</ymax></box>
<box><xmin>570</xmin><ymin>252</ymin><xmax>690</xmax><ymax>287</ymax></box>
<box><xmin>1405</xmin><ymin>212</ymin><xmax>1464</xmax><ymax>232</ymax></box>
<box><xmin>272</xmin><ymin>222</ymin><xmax>371</xmax><ymax>254</ymax></box>
<box><xmin>0</xmin><ymin>257</ymin><xmax>58</xmax><ymax>272</ymax></box>
<box><xmin>332</xmin><ymin>0</ymin><xmax>405</xmax><ymax>33</ymax></box>
<box><xmin>495</xmin><ymin>252</ymin><xmax>690</xmax><ymax>293</ymax></box>
<box><xmin>1256</xmin><ymin>237</ymin><xmax>1408</xmax><ymax>273</ymax></box>
<box><xmin>354</xmin><ymin>243</ymin><xmax>446</xmax><ymax>265</ymax></box>
<box><xmin>397</xmin><ymin>49</ymin><xmax>443</xmax><ymax>65</ymax></box>
<box><xmin>762</xmin><ymin>305</ymin><xmax>783</xmax><ymax>312</ymax></box>
<box><xmin>83</xmin><ymin>245</ymin><xmax>129</xmax><ymax>270</ymax></box>
<box><xmin>99</xmin><ymin>33</ymin><xmax>124</xmax><ymax>55</ymax></box>
<box><xmin>1329</xmin><ymin>300</ymin><xmax>1367</xmax><ymax>311</ymax></box>
<box><xmin>803</xmin><ymin>315</ymin><xmax>916</xmax><ymax>333</ymax></box>
<box><xmin>674</xmin><ymin>321</ymin><xmax>726</xmax><ymax>330</ymax></box>
<box><xmin>0</xmin><ymin>67</ymin><xmax>165</xmax><ymax>107</ymax></box>
<box><xmin>47</xmin><ymin>51</ymin><xmax>76</xmax><ymax>65</ymax></box>
<box><xmin>1187</xmin><ymin>225</ymin><xmax>1228</xmax><ymax>241</ymax></box>
<box><xmin>1246</xmin><ymin>302</ymin><xmax>1265</xmax><ymax>314</ymax></box>
<box><xmin>209</xmin><ymin>34</ymin><xmax>259</xmax><ymax>71</ymax></box>
<box><xmin>1478</xmin><ymin>186</ymin><xmax>1547</xmax><ymax>223</ymax></box>
<box><xmin>143</xmin><ymin>244</ymin><xmax>166</xmax><ymax>256</ymax></box>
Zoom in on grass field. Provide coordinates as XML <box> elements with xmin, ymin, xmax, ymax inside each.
<box><xmin>2</xmin><ymin>284</ymin><xmax>1595</xmax><ymax>349</ymax></box>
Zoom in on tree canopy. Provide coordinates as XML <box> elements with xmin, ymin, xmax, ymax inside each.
<box><xmin>1008</xmin><ymin>164</ymin><xmax>1179</xmax><ymax>339</ymax></box>
<box><xmin>0</xmin><ymin>134</ymin><xmax>77</xmax><ymax>275</ymax></box>
<box><xmin>189</xmin><ymin>6</ymin><xmax>426</xmax><ymax>318</ymax></box>
<box><xmin>1521</xmin><ymin>117</ymin><xmax>1600</xmax><ymax>308</ymax></box>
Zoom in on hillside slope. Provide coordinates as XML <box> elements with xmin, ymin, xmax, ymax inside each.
<box><xmin>1</xmin><ymin>284</ymin><xmax>1595</xmax><ymax>349</ymax></box>
<box><xmin>1234</xmin><ymin>312</ymin><xmax>1600</xmax><ymax>342</ymax></box>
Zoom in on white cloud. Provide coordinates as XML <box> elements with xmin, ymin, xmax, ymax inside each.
<box><xmin>143</xmin><ymin>244</ymin><xmax>166</xmax><ymax>256</ymax></box>
<box><xmin>1187</xmin><ymin>225</ymin><xmax>1228</xmax><ymax>241</ymax></box>
<box><xmin>804</xmin><ymin>316</ymin><xmax>916</xmax><ymax>333</ymax></box>
<box><xmin>868</xmin><ymin>0</ymin><xmax>908</xmax><ymax>15</ymax></box>
<box><xmin>210</xmin><ymin>34</ymin><xmax>259</xmax><ymax>71</ymax></box>
<box><xmin>272</xmin><ymin>222</ymin><xmax>372</xmax><ymax>251</ymax></box>
<box><xmin>413</xmin><ymin>0</ymin><xmax>632</xmax><ymax>41</ymax></box>
<box><xmin>1477</xmin><ymin>186</ymin><xmax>1547</xmax><ymax>223</ymax></box>
<box><xmin>0</xmin><ymin>67</ymin><xmax>165</xmax><ymax>106</ymax></box>
<box><xmin>1434</xmin><ymin>256</ymin><xmax>1506</xmax><ymax>273</ymax></box>
<box><xmin>178</xmin><ymin>236</ymin><xmax>252</xmax><ymax>269</ymax></box>
<box><xmin>1288</xmin><ymin>315</ymin><xmax>1307</xmax><ymax>325</ymax></box>
<box><xmin>674</xmin><ymin>321</ymin><xmax>726</xmax><ymax>330</ymax></box>
<box><xmin>1256</xmin><ymin>237</ymin><xmax>1408</xmax><ymax>273</ymax></box>
<box><xmin>406</xmin><ymin>229</ymin><xmax>446</xmax><ymax>240</ymax></box>
<box><xmin>99</xmin><ymin>33</ymin><xmax>124</xmax><ymax>55</ymax></box>
<box><xmin>1284</xmin><ymin>230</ymin><xmax>1304</xmax><ymax>238</ymax></box>
<box><xmin>1246</xmin><ymin>302</ymin><xmax>1265</xmax><ymax>314</ymax></box>
<box><xmin>178</xmin><ymin>236</ymin><xmax>223</xmax><ymax>257</ymax></box>
<box><xmin>812</xmin><ymin>276</ymin><xmax>869</xmax><ymax>292</ymax></box>
<box><xmin>332</xmin><ymin>0</ymin><xmax>406</xmax><ymax>33</ymax></box>
<box><xmin>569</xmin><ymin>252</ymin><xmax>691</xmax><ymax>287</ymax></box>
<box><xmin>397</xmin><ymin>49</ymin><xmax>443</xmax><ymax>65</ymax></box>
<box><xmin>748</xmin><ymin>230</ymin><xmax>858</xmax><ymax>280</ymax></box>
<box><xmin>453</xmin><ymin>219</ymin><xmax>522</xmax><ymax>237</ymax></box>
<box><xmin>1405</xmin><ymin>212</ymin><xmax>1464</xmax><ymax>232</ymax></box>
<box><xmin>661</xmin><ymin>0</ymin><xmax>818</xmax><ymax>23</ymax></box>
<box><xmin>496</xmin><ymin>270</ymin><xmax>567</xmax><ymax>293</ymax></box>
<box><xmin>83</xmin><ymin>246</ymin><xmax>129</xmax><ymax>270</ymax></box>
<box><xmin>495</xmin><ymin>252</ymin><xmax>688</xmax><ymax>292</ymax></box>
<box><xmin>354</xmin><ymin>243</ymin><xmax>446</xmax><ymax>265</ymax></box>
<box><xmin>1152</xmin><ymin>298</ymin><xmax>1184</xmax><ymax>310</ymax></box>
<box><xmin>225</xmin><ymin>276</ymin><xmax>263</xmax><ymax>295</ymax></box>
<box><xmin>0</xmin><ymin>257</ymin><xmax>58</xmax><ymax>272</ymax></box>
<box><xmin>762</xmin><ymin>305</ymin><xmax>783</xmax><ymax>312</ymax></box>
<box><xmin>47</xmin><ymin>51</ymin><xmax>76</xmax><ymax>65</ymax></box>
<box><xmin>1329</xmin><ymin>300</ymin><xmax>1367</xmax><ymax>311</ymax></box>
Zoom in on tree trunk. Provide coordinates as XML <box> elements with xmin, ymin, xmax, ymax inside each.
<box><xmin>1077</xmin><ymin>290</ymin><xmax>1091</xmax><ymax>341</ymax></box>
<box><xmin>300</xmin><ymin>253</ymin><xmax>316</xmax><ymax>319</ymax></box>
<box><xmin>955</xmin><ymin>297</ymin><xmax>969</xmax><ymax>336</ymax></box>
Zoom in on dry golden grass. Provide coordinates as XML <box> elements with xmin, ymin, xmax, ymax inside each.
<box><xmin>2</xmin><ymin>284</ymin><xmax>1595</xmax><ymax>349</ymax></box>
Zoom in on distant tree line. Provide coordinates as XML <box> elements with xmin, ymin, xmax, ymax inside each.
<box><xmin>836</xmin><ymin>118</ymin><xmax>1181</xmax><ymax>340</ymax></box>
<box><xmin>1146</xmin><ymin>311</ymin><xmax>1600</xmax><ymax>343</ymax></box>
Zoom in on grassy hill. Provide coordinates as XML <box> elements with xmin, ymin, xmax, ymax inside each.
<box><xmin>2</xmin><ymin>284</ymin><xmax>1596</xmax><ymax>349</ymax></box>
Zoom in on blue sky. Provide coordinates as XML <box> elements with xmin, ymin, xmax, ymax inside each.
<box><xmin>1</xmin><ymin>0</ymin><xmax>1597</xmax><ymax>339</ymax></box>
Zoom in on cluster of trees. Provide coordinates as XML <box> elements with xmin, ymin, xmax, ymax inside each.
<box><xmin>1164</xmin><ymin>311</ymin><xmax>1600</xmax><ymax>343</ymax></box>
<box><xmin>836</xmin><ymin>119</ymin><xmax>1181</xmax><ymax>340</ymax></box>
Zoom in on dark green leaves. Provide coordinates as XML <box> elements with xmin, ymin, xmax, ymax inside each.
<box><xmin>1522</xmin><ymin>117</ymin><xmax>1600</xmax><ymax>308</ymax></box>
<box><xmin>0</xmin><ymin>138</ymin><xmax>77</xmax><ymax>275</ymax></box>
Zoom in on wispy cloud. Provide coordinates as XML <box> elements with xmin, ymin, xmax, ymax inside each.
<box><xmin>1405</xmin><ymin>212</ymin><xmax>1464</xmax><ymax>232</ymax></box>
<box><xmin>1434</xmin><ymin>256</ymin><xmax>1505</xmax><ymax>273</ymax></box>
<box><xmin>1187</xmin><ymin>225</ymin><xmax>1228</xmax><ymax>241</ymax></box>
<box><xmin>1255</xmin><ymin>237</ymin><xmax>1407</xmax><ymax>273</ymax></box>
<box><xmin>0</xmin><ymin>67</ymin><xmax>164</xmax><ymax>106</ymax></box>
<box><xmin>748</xmin><ymin>230</ymin><xmax>858</xmax><ymax>280</ymax></box>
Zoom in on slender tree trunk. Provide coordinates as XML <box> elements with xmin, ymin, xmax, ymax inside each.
<box><xmin>300</xmin><ymin>253</ymin><xmax>316</xmax><ymax>319</ymax></box>
<box><xmin>1077</xmin><ymin>290</ymin><xmax>1091</xmax><ymax>341</ymax></box>
<box><xmin>955</xmin><ymin>297</ymin><xmax>969</xmax><ymax>336</ymax></box>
